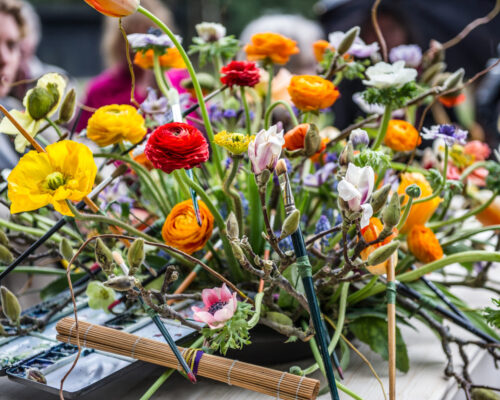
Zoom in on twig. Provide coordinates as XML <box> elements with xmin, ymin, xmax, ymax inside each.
<box><xmin>371</xmin><ymin>0</ymin><xmax>387</xmax><ymax>62</ymax></box>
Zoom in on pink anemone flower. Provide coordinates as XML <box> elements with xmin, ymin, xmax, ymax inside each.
<box><xmin>191</xmin><ymin>284</ymin><xmax>237</xmax><ymax>329</ymax></box>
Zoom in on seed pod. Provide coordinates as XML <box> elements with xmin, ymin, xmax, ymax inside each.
<box><xmin>442</xmin><ymin>68</ymin><xmax>464</xmax><ymax>90</ymax></box>
<box><xmin>104</xmin><ymin>276</ymin><xmax>136</xmax><ymax>292</ymax></box>
<box><xmin>59</xmin><ymin>238</ymin><xmax>74</xmax><ymax>262</ymax></box>
<box><xmin>127</xmin><ymin>239</ymin><xmax>145</xmax><ymax>276</ymax></box>
<box><xmin>26</xmin><ymin>87</ymin><xmax>57</xmax><ymax>120</ymax></box>
<box><xmin>405</xmin><ymin>184</ymin><xmax>421</xmax><ymax>199</ymax></box>
<box><xmin>0</xmin><ymin>286</ymin><xmax>21</xmax><ymax>324</ymax></box>
<box><xmin>226</xmin><ymin>212</ymin><xmax>239</xmax><ymax>240</ymax></box>
<box><xmin>0</xmin><ymin>230</ymin><xmax>9</xmax><ymax>247</ymax></box>
<box><xmin>471</xmin><ymin>389</ymin><xmax>500</xmax><ymax>400</ymax></box>
<box><xmin>338</xmin><ymin>142</ymin><xmax>354</xmax><ymax>166</ymax></box>
<box><xmin>304</xmin><ymin>124</ymin><xmax>321</xmax><ymax>157</ymax></box>
<box><xmin>280</xmin><ymin>209</ymin><xmax>300</xmax><ymax>239</ymax></box>
<box><xmin>383</xmin><ymin>193</ymin><xmax>401</xmax><ymax>229</ymax></box>
<box><xmin>58</xmin><ymin>88</ymin><xmax>76</xmax><ymax>123</ymax></box>
<box><xmin>95</xmin><ymin>238</ymin><xmax>114</xmax><ymax>276</ymax></box>
<box><xmin>370</xmin><ymin>184</ymin><xmax>391</xmax><ymax>215</ymax></box>
<box><xmin>367</xmin><ymin>240</ymin><xmax>400</xmax><ymax>266</ymax></box>
<box><xmin>0</xmin><ymin>244</ymin><xmax>13</xmax><ymax>265</ymax></box>
<box><xmin>338</xmin><ymin>26</ymin><xmax>360</xmax><ymax>55</ymax></box>
<box><xmin>26</xmin><ymin>368</ymin><xmax>47</xmax><ymax>384</ymax></box>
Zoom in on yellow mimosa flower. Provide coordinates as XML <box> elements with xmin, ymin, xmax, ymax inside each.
<box><xmin>214</xmin><ymin>130</ymin><xmax>254</xmax><ymax>155</ymax></box>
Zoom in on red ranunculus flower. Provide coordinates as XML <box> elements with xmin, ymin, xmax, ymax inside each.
<box><xmin>220</xmin><ymin>61</ymin><xmax>260</xmax><ymax>88</ymax></box>
<box><xmin>145</xmin><ymin>122</ymin><xmax>209</xmax><ymax>174</ymax></box>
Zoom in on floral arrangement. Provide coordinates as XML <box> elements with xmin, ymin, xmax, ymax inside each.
<box><xmin>1</xmin><ymin>1</ymin><xmax>500</xmax><ymax>400</ymax></box>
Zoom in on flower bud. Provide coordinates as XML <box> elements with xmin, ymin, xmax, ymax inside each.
<box><xmin>181</xmin><ymin>73</ymin><xmax>217</xmax><ymax>93</ymax></box>
<box><xmin>58</xmin><ymin>88</ymin><xmax>76</xmax><ymax>123</ymax></box>
<box><xmin>226</xmin><ymin>212</ymin><xmax>239</xmax><ymax>240</ymax></box>
<box><xmin>95</xmin><ymin>238</ymin><xmax>114</xmax><ymax>276</ymax></box>
<box><xmin>0</xmin><ymin>244</ymin><xmax>13</xmax><ymax>265</ymax></box>
<box><xmin>26</xmin><ymin>368</ymin><xmax>47</xmax><ymax>384</ymax></box>
<box><xmin>0</xmin><ymin>230</ymin><xmax>9</xmax><ymax>247</ymax></box>
<box><xmin>383</xmin><ymin>193</ymin><xmax>401</xmax><ymax>229</ymax></box>
<box><xmin>405</xmin><ymin>184</ymin><xmax>421</xmax><ymax>199</ymax></box>
<box><xmin>127</xmin><ymin>239</ymin><xmax>145</xmax><ymax>276</ymax></box>
<box><xmin>0</xmin><ymin>286</ymin><xmax>21</xmax><ymax>324</ymax></box>
<box><xmin>471</xmin><ymin>388</ymin><xmax>500</xmax><ymax>400</ymax></box>
<box><xmin>367</xmin><ymin>240</ymin><xmax>400</xmax><ymax>266</ymax></box>
<box><xmin>421</xmin><ymin>61</ymin><xmax>446</xmax><ymax>84</ymax></box>
<box><xmin>266</xmin><ymin>311</ymin><xmax>293</xmax><ymax>326</ymax></box>
<box><xmin>370</xmin><ymin>184</ymin><xmax>391</xmax><ymax>215</ymax></box>
<box><xmin>27</xmin><ymin>87</ymin><xmax>58</xmax><ymax>120</ymax></box>
<box><xmin>230</xmin><ymin>241</ymin><xmax>246</xmax><ymax>261</ymax></box>
<box><xmin>349</xmin><ymin>128</ymin><xmax>369</xmax><ymax>149</ymax></box>
<box><xmin>338</xmin><ymin>26</ymin><xmax>360</xmax><ymax>55</ymax></box>
<box><xmin>339</xmin><ymin>141</ymin><xmax>354</xmax><ymax>166</ymax></box>
<box><xmin>83</xmin><ymin>0</ymin><xmax>140</xmax><ymax>18</ymax></box>
<box><xmin>289</xmin><ymin>366</ymin><xmax>304</xmax><ymax>376</ymax></box>
<box><xmin>442</xmin><ymin>68</ymin><xmax>464</xmax><ymax>90</ymax></box>
<box><xmin>303</xmin><ymin>124</ymin><xmax>321</xmax><ymax>157</ymax></box>
<box><xmin>104</xmin><ymin>275</ymin><xmax>136</xmax><ymax>291</ymax></box>
<box><xmin>256</xmin><ymin>168</ymin><xmax>271</xmax><ymax>190</ymax></box>
<box><xmin>280</xmin><ymin>209</ymin><xmax>300</xmax><ymax>239</ymax></box>
<box><xmin>59</xmin><ymin>238</ymin><xmax>73</xmax><ymax>262</ymax></box>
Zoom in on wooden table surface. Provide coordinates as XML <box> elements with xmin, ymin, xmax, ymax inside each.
<box><xmin>1</xmin><ymin>272</ymin><xmax>499</xmax><ymax>400</ymax></box>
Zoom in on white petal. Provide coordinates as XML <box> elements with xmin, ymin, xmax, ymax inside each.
<box><xmin>345</xmin><ymin>163</ymin><xmax>363</xmax><ymax>186</ymax></box>
<box><xmin>337</xmin><ymin>179</ymin><xmax>361</xmax><ymax>202</ymax></box>
<box><xmin>360</xmin><ymin>203</ymin><xmax>373</xmax><ymax>228</ymax></box>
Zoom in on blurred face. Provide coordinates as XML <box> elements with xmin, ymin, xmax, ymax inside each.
<box><xmin>0</xmin><ymin>12</ymin><xmax>21</xmax><ymax>97</ymax></box>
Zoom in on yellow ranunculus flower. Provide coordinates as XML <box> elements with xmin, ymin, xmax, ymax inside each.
<box><xmin>8</xmin><ymin>140</ymin><xmax>97</xmax><ymax>216</ymax></box>
<box><xmin>214</xmin><ymin>130</ymin><xmax>254</xmax><ymax>155</ymax></box>
<box><xmin>86</xmin><ymin>104</ymin><xmax>147</xmax><ymax>147</ymax></box>
<box><xmin>0</xmin><ymin>73</ymin><xmax>67</xmax><ymax>153</ymax></box>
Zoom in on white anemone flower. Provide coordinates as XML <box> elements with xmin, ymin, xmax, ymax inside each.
<box><xmin>362</xmin><ymin>60</ymin><xmax>417</xmax><ymax>89</ymax></box>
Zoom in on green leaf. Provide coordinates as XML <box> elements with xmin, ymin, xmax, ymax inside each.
<box><xmin>247</xmin><ymin>173</ymin><xmax>264</xmax><ymax>254</ymax></box>
<box><xmin>41</xmin><ymin>273</ymin><xmax>86</xmax><ymax>299</ymax></box>
<box><xmin>349</xmin><ymin>316</ymin><xmax>410</xmax><ymax>372</ymax></box>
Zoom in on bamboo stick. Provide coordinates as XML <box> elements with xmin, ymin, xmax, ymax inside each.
<box><xmin>56</xmin><ymin>318</ymin><xmax>319</xmax><ymax>400</ymax></box>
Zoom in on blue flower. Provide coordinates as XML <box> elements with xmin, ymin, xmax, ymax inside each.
<box><xmin>421</xmin><ymin>124</ymin><xmax>468</xmax><ymax>146</ymax></box>
<box><xmin>276</xmin><ymin>230</ymin><xmax>293</xmax><ymax>252</ymax></box>
<box><xmin>315</xmin><ymin>215</ymin><xmax>332</xmax><ymax>247</ymax></box>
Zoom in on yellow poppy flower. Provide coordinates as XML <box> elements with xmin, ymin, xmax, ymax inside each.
<box><xmin>0</xmin><ymin>73</ymin><xmax>66</xmax><ymax>153</ymax></box>
<box><xmin>8</xmin><ymin>140</ymin><xmax>97</xmax><ymax>216</ymax></box>
<box><xmin>86</xmin><ymin>104</ymin><xmax>147</xmax><ymax>147</ymax></box>
<box><xmin>214</xmin><ymin>130</ymin><xmax>254</xmax><ymax>155</ymax></box>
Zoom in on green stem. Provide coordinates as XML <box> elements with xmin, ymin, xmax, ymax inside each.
<box><xmin>45</xmin><ymin>117</ymin><xmax>63</xmax><ymax>138</ymax></box>
<box><xmin>247</xmin><ymin>87</ymin><xmax>263</xmax><ymax>132</ymax></box>
<box><xmin>372</xmin><ymin>105</ymin><xmax>392</xmax><ymax>150</ymax></box>
<box><xmin>441</xmin><ymin>224</ymin><xmax>500</xmax><ymax>247</ymax></box>
<box><xmin>413</xmin><ymin>144</ymin><xmax>448</xmax><ymax>205</ymax></box>
<box><xmin>138</xmin><ymin>6</ymin><xmax>223</xmax><ymax>180</ymax></box>
<box><xmin>347</xmin><ymin>276</ymin><xmax>378</xmax><ymax>304</ymax></box>
<box><xmin>332</xmin><ymin>72</ymin><xmax>343</xmax><ymax>86</ymax></box>
<box><xmin>153</xmin><ymin>52</ymin><xmax>170</xmax><ymax>96</ymax></box>
<box><xmin>0</xmin><ymin>218</ymin><xmax>62</xmax><ymax>242</ymax></box>
<box><xmin>428</xmin><ymin>190</ymin><xmax>498</xmax><ymax>229</ymax></box>
<box><xmin>264</xmin><ymin>62</ymin><xmax>274</xmax><ymax>113</ymax></box>
<box><xmin>240</xmin><ymin>86</ymin><xmax>252</xmax><ymax>135</ymax></box>
<box><xmin>397</xmin><ymin>197</ymin><xmax>413</xmax><ymax>231</ymax></box>
<box><xmin>264</xmin><ymin>100</ymin><xmax>299</xmax><ymax>129</ymax></box>
<box><xmin>172</xmin><ymin>170</ymin><xmax>191</xmax><ymax>200</ymax></box>
<box><xmin>179</xmin><ymin>169</ymin><xmax>243</xmax><ymax>280</ymax></box>
<box><xmin>224</xmin><ymin>155</ymin><xmax>243</xmax><ymax>233</ymax></box>
<box><xmin>0</xmin><ymin>266</ymin><xmax>70</xmax><ymax>276</ymax></box>
<box><xmin>460</xmin><ymin>161</ymin><xmax>490</xmax><ymax>183</ymax></box>
<box><xmin>389</xmin><ymin>162</ymin><xmax>427</xmax><ymax>174</ymax></box>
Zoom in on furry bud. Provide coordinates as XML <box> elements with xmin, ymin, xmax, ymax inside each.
<box><xmin>370</xmin><ymin>184</ymin><xmax>391</xmax><ymax>215</ymax></box>
<box><xmin>303</xmin><ymin>124</ymin><xmax>321</xmax><ymax>157</ymax></box>
<box><xmin>0</xmin><ymin>230</ymin><xmax>9</xmax><ymax>247</ymax></box>
<box><xmin>0</xmin><ymin>244</ymin><xmax>13</xmax><ymax>265</ymax></box>
<box><xmin>104</xmin><ymin>276</ymin><xmax>136</xmax><ymax>292</ymax></box>
<box><xmin>58</xmin><ymin>88</ymin><xmax>76</xmax><ymax>123</ymax></box>
<box><xmin>59</xmin><ymin>238</ymin><xmax>74</xmax><ymax>262</ymax></box>
<box><xmin>367</xmin><ymin>240</ymin><xmax>400</xmax><ymax>266</ymax></box>
<box><xmin>338</xmin><ymin>26</ymin><xmax>360</xmax><ymax>55</ymax></box>
<box><xmin>95</xmin><ymin>238</ymin><xmax>114</xmax><ymax>276</ymax></box>
<box><xmin>383</xmin><ymin>193</ymin><xmax>401</xmax><ymax>229</ymax></box>
<box><xmin>226</xmin><ymin>212</ymin><xmax>239</xmax><ymax>240</ymax></box>
<box><xmin>280</xmin><ymin>209</ymin><xmax>300</xmax><ymax>239</ymax></box>
<box><xmin>127</xmin><ymin>239</ymin><xmax>145</xmax><ymax>276</ymax></box>
<box><xmin>0</xmin><ymin>286</ymin><xmax>21</xmax><ymax>324</ymax></box>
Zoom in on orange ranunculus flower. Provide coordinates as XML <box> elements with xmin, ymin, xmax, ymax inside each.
<box><xmin>397</xmin><ymin>173</ymin><xmax>441</xmax><ymax>234</ymax></box>
<box><xmin>361</xmin><ymin>217</ymin><xmax>398</xmax><ymax>275</ymax></box>
<box><xmin>407</xmin><ymin>225</ymin><xmax>443</xmax><ymax>263</ymax></box>
<box><xmin>131</xmin><ymin>151</ymin><xmax>154</xmax><ymax>171</ymax></box>
<box><xmin>313</xmin><ymin>40</ymin><xmax>332</xmax><ymax>62</ymax></box>
<box><xmin>84</xmin><ymin>0</ymin><xmax>139</xmax><ymax>17</ymax></box>
<box><xmin>244</xmin><ymin>32</ymin><xmax>299</xmax><ymax>65</ymax></box>
<box><xmin>384</xmin><ymin>120</ymin><xmax>421</xmax><ymax>152</ymax></box>
<box><xmin>438</xmin><ymin>93</ymin><xmax>466</xmax><ymax>108</ymax></box>
<box><xmin>162</xmin><ymin>200</ymin><xmax>214</xmax><ymax>254</ymax></box>
<box><xmin>288</xmin><ymin>75</ymin><xmax>339</xmax><ymax>112</ymax></box>
<box><xmin>284</xmin><ymin>123</ymin><xmax>310</xmax><ymax>151</ymax></box>
<box><xmin>134</xmin><ymin>48</ymin><xmax>186</xmax><ymax>70</ymax></box>
<box><xmin>310</xmin><ymin>138</ymin><xmax>329</xmax><ymax>163</ymax></box>
<box><xmin>475</xmin><ymin>192</ymin><xmax>500</xmax><ymax>227</ymax></box>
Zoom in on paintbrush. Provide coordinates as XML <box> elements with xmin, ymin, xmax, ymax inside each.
<box><xmin>0</xmin><ymin>164</ymin><xmax>128</xmax><ymax>282</ymax></box>
<box><xmin>112</xmin><ymin>252</ymin><xmax>197</xmax><ymax>383</ymax></box>
<box><xmin>275</xmin><ymin>159</ymin><xmax>340</xmax><ymax>400</ymax></box>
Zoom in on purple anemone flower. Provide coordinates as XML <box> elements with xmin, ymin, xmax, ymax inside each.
<box><xmin>389</xmin><ymin>44</ymin><xmax>422</xmax><ymax>68</ymax></box>
<box><xmin>421</xmin><ymin>124</ymin><xmax>468</xmax><ymax>146</ymax></box>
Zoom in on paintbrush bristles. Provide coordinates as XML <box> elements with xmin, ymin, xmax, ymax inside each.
<box><xmin>275</xmin><ymin>159</ymin><xmax>288</xmax><ymax>176</ymax></box>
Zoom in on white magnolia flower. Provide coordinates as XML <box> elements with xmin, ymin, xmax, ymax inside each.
<box><xmin>195</xmin><ymin>22</ymin><xmax>226</xmax><ymax>42</ymax></box>
<box><xmin>248</xmin><ymin>125</ymin><xmax>284</xmax><ymax>174</ymax></box>
<box><xmin>338</xmin><ymin>163</ymin><xmax>374</xmax><ymax>228</ymax></box>
<box><xmin>362</xmin><ymin>60</ymin><xmax>417</xmax><ymax>89</ymax></box>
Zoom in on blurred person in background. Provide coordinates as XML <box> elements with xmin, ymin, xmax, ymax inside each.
<box><xmin>76</xmin><ymin>0</ymin><xmax>175</xmax><ymax>131</ymax></box>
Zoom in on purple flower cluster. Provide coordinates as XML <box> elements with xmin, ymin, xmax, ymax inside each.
<box><xmin>315</xmin><ymin>215</ymin><xmax>332</xmax><ymax>247</ymax></box>
<box><xmin>389</xmin><ymin>44</ymin><xmax>422</xmax><ymax>68</ymax></box>
<box><xmin>421</xmin><ymin>124</ymin><xmax>468</xmax><ymax>146</ymax></box>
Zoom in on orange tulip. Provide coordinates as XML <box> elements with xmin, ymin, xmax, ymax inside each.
<box><xmin>162</xmin><ymin>200</ymin><xmax>214</xmax><ymax>255</ymax></box>
<box><xmin>407</xmin><ymin>225</ymin><xmax>443</xmax><ymax>263</ymax></box>
<box><xmin>84</xmin><ymin>0</ymin><xmax>139</xmax><ymax>17</ymax></box>
<box><xmin>244</xmin><ymin>32</ymin><xmax>299</xmax><ymax>65</ymax></box>
<box><xmin>384</xmin><ymin>119</ymin><xmax>421</xmax><ymax>152</ymax></box>
<box><xmin>288</xmin><ymin>75</ymin><xmax>339</xmax><ymax>111</ymax></box>
<box><xmin>361</xmin><ymin>217</ymin><xmax>398</xmax><ymax>275</ymax></box>
<box><xmin>397</xmin><ymin>173</ymin><xmax>441</xmax><ymax>234</ymax></box>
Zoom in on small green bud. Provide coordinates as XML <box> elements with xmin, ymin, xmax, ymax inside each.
<box><xmin>27</xmin><ymin>87</ymin><xmax>58</xmax><ymax>120</ymax></box>
<box><xmin>289</xmin><ymin>366</ymin><xmax>304</xmax><ymax>376</ymax></box>
<box><xmin>266</xmin><ymin>311</ymin><xmax>293</xmax><ymax>326</ymax></box>
<box><xmin>280</xmin><ymin>209</ymin><xmax>300</xmax><ymax>239</ymax></box>
<box><xmin>103</xmin><ymin>276</ymin><xmax>136</xmax><ymax>292</ymax></box>
<box><xmin>339</xmin><ymin>142</ymin><xmax>354</xmax><ymax>166</ymax></box>
<box><xmin>58</xmin><ymin>88</ymin><xmax>76</xmax><ymax>123</ymax></box>
<box><xmin>0</xmin><ymin>230</ymin><xmax>9</xmax><ymax>247</ymax></box>
<box><xmin>367</xmin><ymin>240</ymin><xmax>400</xmax><ymax>266</ymax></box>
<box><xmin>421</xmin><ymin>61</ymin><xmax>446</xmax><ymax>84</ymax></box>
<box><xmin>0</xmin><ymin>244</ymin><xmax>13</xmax><ymax>265</ymax></box>
<box><xmin>338</xmin><ymin>26</ymin><xmax>360</xmax><ymax>55</ymax></box>
<box><xmin>256</xmin><ymin>169</ymin><xmax>271</xmax><ymax>191</ymax></box>
<box><xmin>95</xmin><ymin>238</ymin><xmax>114</xmax><ymax>276</ymax></box>
<box><xmin>26</xmin><ymin>368</ymin><xmax>47</xmax><ymax>384</ymax></box>
<box><xmin>303</xmin><ymin>124</ymin><xmax>321</xmax><ymax>157</ymax></box>
<box><xmin>59</xmin><ymin>238</ymin><xmax>74</xmax><ymax>262</ymax></box>
<box><xmin>0</xmin><ymin>286</ymin><xmax>21</xmax><ymax>324</ymax></box>
<box><xmin>370</xmin><ymin>184</ymin><xmax>391</xmax><ymax>215</ymax></box>
<box><xmin>127</xmin><ymin>239</ymin><xmax>145</xmax><ymax>276</ymax></box>
<box><xmin>442</xmin><ymin>68</ymin><xmax>464</xmax><ymax>90</ymax></box>
<box><xmin>230</xmin><ymin>241</ymin><xmax>246</xmax><ymax>261</ymax></box>
<box><xmin>226</xmin><ymin>212</ymin><xmax>239</xmax><ymax>240</ymax></box>
<box><xmin>405</xmin><ymin>184</ymin><xmax>421</xmax><ymax>199</ymax></box>
<box><xmin>44</xmin><ymin>171</ymin><xmax>65</xmax><ymax>191</ymax></box>
<box><xmin>471</xmin><ymin>388</ymin><xmax>500</xmax><ymax>400</ymax></box>
<box><xmin>383</xmin><ymin>193</ymin><xmax>401</xmax><ymax>229</ymax></box>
